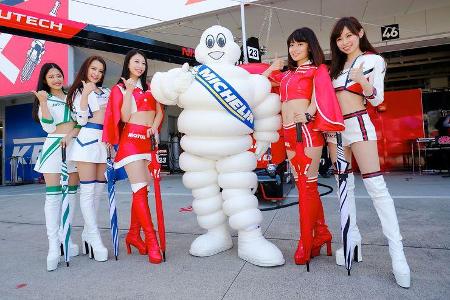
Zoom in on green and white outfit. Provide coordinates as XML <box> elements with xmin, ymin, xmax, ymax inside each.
<box><xmin>34</xmin><ymin>94</ymin><xmax>78</xmax><ymax>174</ymax></box>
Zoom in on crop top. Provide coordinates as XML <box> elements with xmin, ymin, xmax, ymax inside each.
<box><xmin>332</xmin><ymin>52</ymin><xmax>386</xmax><ymax>106</ymax></box>
<box><xmin>113</xmin><ymin>81</ymin><xmax>157</xmax><ymax>113</ymax></box>
<box><xmin>269</xmin><ymin>60</ymin><xmax>316</xmax><ymax>102</ymax></box>
<box><xmin>38</xmin><ymin>94</ymin><xmax>76</xmax><ymax>133</ymax></box>
<box><xmin>73</xmin><ymin>87</ymin><xmax>110</xmax><ymax>126</ymax></box>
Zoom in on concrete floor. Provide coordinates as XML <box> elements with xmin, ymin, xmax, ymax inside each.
<box><xmin>0</xmin><ymin>172</ymin><xmax>449</xmax><ymax>299</ymax></box>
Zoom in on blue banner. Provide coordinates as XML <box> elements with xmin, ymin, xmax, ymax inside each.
<box><xmin>193</xmin><ymin>65</ymin><xmax>254</xmax><ymax>130</ymax></box>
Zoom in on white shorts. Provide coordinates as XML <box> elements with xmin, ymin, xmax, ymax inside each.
<box><xmin>69</xmin><ymin>122</ymin><xmax>107</xmax><ymax>163</ymax></box>
<box><xmin>326</xmin><ymin>110</ymin><xmax>377</xmax><ymax>147</ymax></box>
<box><xmin>34</xmin><ymin>134</ymin><xmax>77</xmax><ymax>174</ymax></box>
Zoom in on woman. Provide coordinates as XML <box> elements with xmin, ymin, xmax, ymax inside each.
<box><xmin>67</xmin><ymin>56</ymin><xmax>109</xmax><ymax>262</ymax></box>
<box><xmin>33</xmin><ymin>63</ymin><xmax>80</xmax><ymax>271</ymax></box>
<box><xmin>103</xmin><ymin>49</ymin><xmax>164</xmax><ymax>264</ymax></box>
<box><xmin>263</xmin><ymin>28</ymin><xmax>344</xmax><ymax>268</ymax></box>
<box><xmin>328</xmin><ymin>17</ymin><xmax>410</xmax><ymax>288</ymax></box>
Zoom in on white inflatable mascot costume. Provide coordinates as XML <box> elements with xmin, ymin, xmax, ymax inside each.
<box><xmin>151</xmin><ymin>25</ymin><xmax>284</xmax><ymax>266</ymax></box>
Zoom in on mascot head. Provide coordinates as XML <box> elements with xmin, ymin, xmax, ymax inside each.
<box><xmin>195</xmin><ymin>25</ymin><xmax>241</xmax><ymax>65</ymax></box>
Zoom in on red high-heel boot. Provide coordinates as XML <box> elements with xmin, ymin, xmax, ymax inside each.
<box><xmin>125</xmin><ymin>198</ymin><xmax>147</xmax><ymax>255</ymax></box>
<box><xmin>133</xmin><ymin>187</ymin><xmax>162</xmax><ymax>264</ymax></box>
<box><xmin>309</xmin><ymin>180</ymin><xmax>332</xmax><ymax>257</ymax></box>
<box><xmin>294</xmin><ymin>180</ymin><xmax>318</xmax><ymax>269</ymax></box>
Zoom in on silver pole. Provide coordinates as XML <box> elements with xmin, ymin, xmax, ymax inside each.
<box><xmin>240</xmin><ymin>0</ymin><xmax>248</xmax><ymax>63</ymax></box>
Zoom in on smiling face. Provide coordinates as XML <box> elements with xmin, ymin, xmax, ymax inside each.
<box><xmin>128</xmin><ymin>53</ymin><xmax>147</xmax><ymax>79</ymax></box>
<box><xmin>336</xmin><ymin>26</ymin><xmax>363</xmax><ymax>56</ymax></box>
<box><xmin>45</xmin><ymin>67</ymin><xmax>64</xmax><ymax>91</ymax></box>
<box><xmin>288</xmin><ymin>40</ymin><xmax>309</xmax><ymax>65</ymax></box>
<box><xmin>86</xmin><ymin>60</ymin><xmax>105</xmax><ymax>84</ymax></box>
<box><xmin>195</xmin><ymin>25</ymin><xmax>241</xmax><ymax>65</ymax></box>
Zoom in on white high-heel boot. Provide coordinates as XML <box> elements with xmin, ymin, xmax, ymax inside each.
<box><xmin>44</xmin><ymin>188</ymin><xmax>62</xmax><ymax>271</ymax></box>
<box><xmin>81</xmin><ymin>181</ymin><xmax>103</xmax><ymax>242</ymax></box>
<box><xmin>364</xmin><ymin>175</ymin><xmax>411</xmax><ymax>288</ymax></box>
<box><xmin>79</xmin><ymin>182</ymin><xmax>108</xmax><ymax>262</ymax></box>
<box><xmin>335</xmin><ymin>173</ymin><xmax>363</xmax><ymax>266</ymax></box>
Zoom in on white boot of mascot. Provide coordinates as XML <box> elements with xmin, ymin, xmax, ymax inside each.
<box><xmin>151</xmin><ymin>25</ymin><xmax>284</xmax><ymax>267</ymax></box>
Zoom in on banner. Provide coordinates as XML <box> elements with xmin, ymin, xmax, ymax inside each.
<box><xmin>0</xmin><ymin>0</ymin><xmax>69</xmax><ymax>97</ymax></box>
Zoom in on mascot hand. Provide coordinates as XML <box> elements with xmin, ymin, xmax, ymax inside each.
<box><xmin>254</xmin><ymin>141</ymin><xmax>270</xmax><ymax>160</ymax></box>
<box><xmin>174</xmin><ymin>63</ymin><xmax>194</xmax><ymax>94</ymax></box>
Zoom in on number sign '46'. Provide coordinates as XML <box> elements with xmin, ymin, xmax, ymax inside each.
<box><xmin>381</xmin><ymin>24</ymin><xmax>400</xmax><ymax>41</ymax></box>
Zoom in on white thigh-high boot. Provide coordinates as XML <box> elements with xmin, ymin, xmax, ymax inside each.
<box><xmin>45</xmin><ymin>186</ymin><xmax>62</xmax><ymax>271</ymax></box>
<box><xmin>363</xmin><ymin>174</ymin><xmax>410</xmax><ymax>288</ymax></box>
<box><xmin>81</xmin><ymin>181</ymin><xmax>104</xmax><ymax>238</ymax></box>
<box><xmin>335</xmin><ymin>172</ymin><xmax>362</xmax><ymax>265</ymax></box>
<box><xmin>65</xmin><ymin>185</ymin><xmax>79</xmax><ymax>257</ymax></box>
<box><xmin>180</xmin><ymin>152</ymin><xmax>232</xmax><ymax>256</ymax></box>
<box><xmin>79</xmin><ymin>182</ymin><xmax>108</xmax><ymax>261</ymax></box>
<box><xmin>218</xmin><ymin>152</ymin><xmax>284</xmax><ymax>267</ymax></box>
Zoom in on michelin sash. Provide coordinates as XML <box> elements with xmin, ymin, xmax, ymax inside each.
<box><xmin>193</xmin><ymin>65</ymin><xmax>254</xmax><ymax>130</ymax></box>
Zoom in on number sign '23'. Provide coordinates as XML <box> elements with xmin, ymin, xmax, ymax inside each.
<box><xmin>381</xmin><ymin>24</ymin><xmax>400</xmax><ymax>41</ymax></box>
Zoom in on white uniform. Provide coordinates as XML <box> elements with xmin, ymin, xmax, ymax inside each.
<box><xmin>151</xmin><ymin>25</ymin><xmax>284</xmax><ymax>267</ymax></box>
<box><xmin>327</xmin><ymin>53</ymin><xmax>385</xmax><ymax>146</ymax></box>
<box><xmin>69</xmin><ymin>87</ymin><xmax>110</xmax><ymax>163</ymax></box>
<box><xmin>34</xmin><ymin>94</ymin><xmax>77</xmax><ymax>174</ymax></box>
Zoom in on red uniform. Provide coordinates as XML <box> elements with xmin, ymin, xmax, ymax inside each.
<box><xmin>102</xmin><ymin>82</ymin><xmax>158</xmax><ymax>168</ymax></box>
<box><xmin>270</xmin><ymin>62</ymin><xmax>344</xmax><ymax>149</ymax></box>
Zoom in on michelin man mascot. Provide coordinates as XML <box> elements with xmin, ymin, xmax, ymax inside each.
<box><xmin>151</xmin><ymin>25</ymin><xmax>284</xmax><ymax>266</ymax></box>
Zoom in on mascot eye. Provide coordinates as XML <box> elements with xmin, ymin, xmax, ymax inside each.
<box><xmin>216</xmin><ymin>33</ymin><xmax>226</xmax><ymax>47</ymax></box>
<box><xmin>206</xmin><ymin>35</ymin><xmax>215</xmax><ymax>48</ymax></box>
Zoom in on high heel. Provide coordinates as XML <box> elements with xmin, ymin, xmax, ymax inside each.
<box><xmin>312</xmin><ymin>240</ymin><xmax>332</xmax><ymax>257</ymax></box>
<box><xmin>133</xmin><ymin>187</ymin><xmax>162</xmax><ymax>264</ymax></box>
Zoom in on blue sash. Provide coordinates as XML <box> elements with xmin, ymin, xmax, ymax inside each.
<box><xmin>193</xmin><ymin>65</ymin><xmax>254</xmax><ymax>130</ymax></box>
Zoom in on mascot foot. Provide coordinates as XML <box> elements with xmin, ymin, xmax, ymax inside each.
<box><xmin>238</xmin><ymin>228</ymin><xmax>285</xmax><ymax>267</ymax></box>
<box><xmin>189</xmin><ymin>225</ymin><xmax>233</xmax><ymax>257</ymax></box>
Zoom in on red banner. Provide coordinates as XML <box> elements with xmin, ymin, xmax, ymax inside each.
<box><xmin>0</xmin><ymin>0</ymin><xmax>79</xmax><ymax>96</ymax></box>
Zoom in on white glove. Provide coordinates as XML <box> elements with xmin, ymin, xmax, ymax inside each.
<box><xmin>254</xmin><ymin>141</ymin><xmax>270</xmax><ymax>160</ymax></box>
<box><xmin>174</xmin><ymin>63</ymin><xmax>194</xmax><ymax>94</ymax></box>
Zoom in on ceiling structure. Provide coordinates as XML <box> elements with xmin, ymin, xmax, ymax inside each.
<box><xmin>126</xmin><ymin>0</ymin><xmax>450</xmax><ymax>90</ymax></box>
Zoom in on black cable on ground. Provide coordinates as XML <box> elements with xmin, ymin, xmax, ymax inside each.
<box><xmin>260</xmin><ymin>182</ymin><xmax>334</xmax><ymax>211</ymax></box>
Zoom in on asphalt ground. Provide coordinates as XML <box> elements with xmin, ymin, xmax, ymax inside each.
<box><xmin>0</xmin><ymin>172</ymin><xmax>449</xmax><ymax>299</ymax></box>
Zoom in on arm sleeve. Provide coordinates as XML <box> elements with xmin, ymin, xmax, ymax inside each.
<box><xmin>73</xmin><ymin>91</ymin><xmax>89</xmax><ymax>126</ymax></box>
<box><xmin>364</xmin><ymin>55</ymin><xmax>386</xmax><ymax>106</ymax></box>
<box><xmin>268</xmin><ymin>70</ymin><xmax>284</xmax><ymax>84</ymax></box>
<box><xmin>38</xmin><ymin>106</ymin><xmax>56</xmax><ymax>133</ymax></box>
<box><xmin>102</xmin><ymin>85</ymin><xmax>124</xmax><ymax>145</ymax></box>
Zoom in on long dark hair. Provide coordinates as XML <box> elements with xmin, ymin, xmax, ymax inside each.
<box><xmin>286</xmin><ymin>27</ymin><xmax>324</xmax><ymax>70</ymax></box>
<box><xmin>66</xmin><ymin>56</ymin><xmax>107</xmax><ymax>110</ymax></box>
<box><xmin>117</xmin><ymin>49</ymin><xmax>149</xmax><ymax>91</ymax></box>
<box><xmin>329</xmin><ymin>17</ymin><xmax>377</xmax><ymax>79</ymax></box>
<box><xmin>32</xmin><ymin>63</ymin><xmax>65</xmax><ymax>123</ymax></box>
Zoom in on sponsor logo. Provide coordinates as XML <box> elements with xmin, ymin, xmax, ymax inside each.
<box><xmin>0</xmin><ymin>7</ymin><xmax>63</xmax><ymax>31</ymax></box>
<box><xmin>11</xmin><ymin>137</ymin><xmax>45</xmax><ymax>165</ymax></box>
<box><xmin>182</xmin><ymin>47</ymin><xmax>195</xmax><ymax>58</ymax></box>
<box><xmin>128</xmin><ymin>132</ymin><xmax>146</xmax><ymax>140</ymax></box>
<box><xmin>194</xmin><ymin>65</ymin><xmax>254</xmax><ymax>125</ymax></box>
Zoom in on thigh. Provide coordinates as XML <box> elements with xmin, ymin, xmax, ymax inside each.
<box><xmin>43</xmin><ymin>173</ymin><xmax>60</xmax><ymax>186</ymax></box>
<box><xmin>96</xmin><ymin>163</ymin><xmax>107</xmax><ymax>181</ymax></box>
<box><xmin>68</xmin><ymin>172</ymin><xmax>79</xmax><ymax>186</ymax></box>
<box><xmin>304</xmin><ymin>145</ymin><xmax>323</xmax><ymax>178</ymax></box>
<box><xmin>76</xmin><ymin>161</ymin><xmax>97</xmax><ymax>182</ymax></box>
<box><xmin>124</xmin><ymin>160</ymin><xmax>150</xmax><ymax>184</ymax></box>
<box><xmin>351</xmin><ymin>140</ymin><xmax>380</xmax><ymax>173</ymax></box>
<box><xmin>286</xmin><ymin>149</ymin><xmax>297</xmax><ymax>178</ymax></box>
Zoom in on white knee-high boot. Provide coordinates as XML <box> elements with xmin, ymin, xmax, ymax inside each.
<box><xmin>45</xmin><ymin>186</ymin><xmax>62</xmax><ymax>271</ymax></box>
<box><xmin>180</xmin><ymin>152</ymin><xmax>232</xmax><ymax>257</ymax></box>
<box><xmin>65</xmin><ymin>185</ymin><xmax>79</xmax><ymax>257</ymax></box>
<box><xmin>363</xmin><ymin>175</ymin><xmax>410</xmax><ymax>288</ymax></box>
<box><xmin>79</xmin><ymin>182</ymin><xmax>108</xmax><ymax>261</ymax></box>
<box><xmin>218</xmin><ymin>152</ymin><xmax>284</xmax><ymax>267</ymax></box>
<box><xmin>335</xmin><ymin>172</ymin><xmax>362</xmax><ymax>265</ymax></box>
<box><xmin>94</xmin><ymin>181</ymin><xmax>106</xmax><ymax>213</ymax></box>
